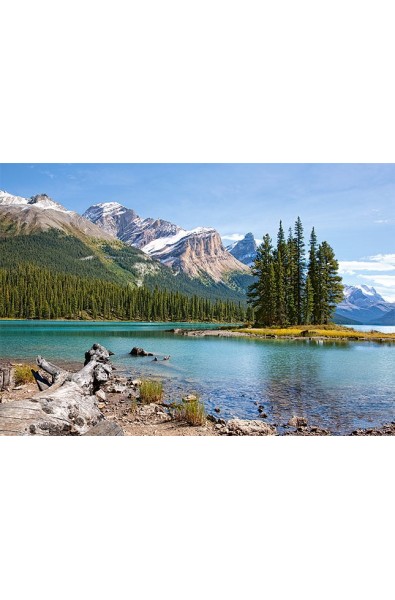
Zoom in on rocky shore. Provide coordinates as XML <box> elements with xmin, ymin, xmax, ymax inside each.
<box><xmin>1</xmin><ymin>356</ymin><xmax>394</xmax><ymax>436</ymax></box>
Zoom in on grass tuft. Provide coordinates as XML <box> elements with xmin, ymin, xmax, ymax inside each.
<box><xmin>14</xmin><ymin>365</ymin><xmax>35</xmax><ymax>386</ymax></box>
<box><xmin>139</xmin><ymin>380</ymin><xmax>164</xmax><ymax>404</ymax></box>
<box><xmin>173</xmin><ymin>395</ymin><xmax>206</xmax><ymax>426</ymax></box>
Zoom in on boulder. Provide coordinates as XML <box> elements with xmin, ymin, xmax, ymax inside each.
<box><xmin>220</xmin><ymin>419</ymin><xmax>277</xmax><ymax>436</ymax></box>
<box><xmin>288</xmin><ymin>416</ymin><xmax>308</xmax><ymax>428</ymax></box>
<box><xmin>130</xmin><ymin>347</ymin><xmax>154</xmax><ymax>357</ymax></box>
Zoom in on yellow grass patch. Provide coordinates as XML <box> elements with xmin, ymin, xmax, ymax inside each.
<box><xmin>234</xmin><ymin>327</ymin><xmax>395</xmax><ymax>341</ymax></box>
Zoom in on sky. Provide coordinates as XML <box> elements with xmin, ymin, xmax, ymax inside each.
<box><xmin>1</xmin><ymin>163</ymin><xmax>395</xmax><ymax>301</ymax></box>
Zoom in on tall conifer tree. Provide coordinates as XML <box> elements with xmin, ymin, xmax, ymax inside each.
<box><xmin>293</xmin><ymin>217</ymin><xmax>306</xmax><ymax>324</ymax></box>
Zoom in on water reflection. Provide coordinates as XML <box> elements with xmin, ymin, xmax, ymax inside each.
<box><xmin>0</xmin><ymin>321</ymin><xmax>394</xmax><ymax>433</ymax></box>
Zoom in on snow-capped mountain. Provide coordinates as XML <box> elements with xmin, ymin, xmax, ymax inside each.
<box><xmin>84</xmin><ymin>202</ymin><xmax>249</xmax><ymax>281</ymax></box>
<box><xmin>226</xmin><ymin>232</ymin><xmax>257</xmax><ymax>267</ymax></box>
<box><xmin>83</xmin><ymin>202</ymin><xmax>180</xmax><ymax>247</ymax></box>
<box><xmin>0</xmin><ymin>190</ymin><xmax>72</xmax><ymax>213</ymax></box>
<box><xmin>335</xmin><ymin>284</ymin><xmax>395</xmax><ymax>324</ymax></box>
<box><xmin>0</xmin><ymin>191</ymin><xmax>113</xmax><ymax>240</ymax></box>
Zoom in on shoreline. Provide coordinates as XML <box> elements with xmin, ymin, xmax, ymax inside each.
<box><xmin>2</xmin><ymin>370</ymin><xmax>394</xmax><ymax>437</ymax></box>
<box><xmin>171</xmin><ymin>327</ymin><xmax>395</xmax><ymax>343</ymax></box>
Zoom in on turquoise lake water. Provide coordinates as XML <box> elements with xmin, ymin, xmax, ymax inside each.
<box><xmin>0</xmin><ymin>320</ymin><xmax>394</xmax><ymax>433</ymax></box>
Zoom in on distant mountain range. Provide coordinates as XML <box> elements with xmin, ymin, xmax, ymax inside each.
<box><xmin>0</xmin><ymin>191</ymin><xmax>252</xmax><ymax>303</ymax></box>
<box><xmin>334</xmin><ymin>285</ymin><xmax>395</xmax><ymax>325</ymax></box>
<box><xmin>83</xmin><ymin>202</ymin><xmax>249</xmax><ymax>282</ymax></box>
<box><xmin>1</xmin><ymin>190</ymin><xmax>393</xmax><ymax>324</ymax></box>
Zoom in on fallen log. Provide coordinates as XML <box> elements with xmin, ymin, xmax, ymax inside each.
<box><xmin>0</xmin><ymin>343</ymin><xmax>123</xmax><ymax>436</ymax></box>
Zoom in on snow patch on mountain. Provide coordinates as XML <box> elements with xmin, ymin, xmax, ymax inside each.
<box><xmin>0</xmin><ymin>191</ymin><xmax>73</xmax><ymax>213</ymax></box>
<box><xmin>143</xmin><ymin>227</ymin><xmax>216</xmax><ymax>255</ymax></box>
<box><xmin>335</xmin><ymin>284</ymin><xmax>395</xmax><ymax>324</ymax></box>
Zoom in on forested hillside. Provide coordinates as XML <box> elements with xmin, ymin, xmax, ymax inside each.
<box><xmin>0</xmin><ymin>264</ymin><xmax>246</xmax><ymax>322</ymax></box>
<box><xmin>0</xmin><ymin>230</ymin><xmax>252</xmax><ymax>302</ymax></box>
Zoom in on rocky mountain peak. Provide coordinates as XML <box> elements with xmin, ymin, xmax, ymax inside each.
<box><xmin>84</xmin><ymin>202</ymin><xmax>249</xmax><ymax>281</ymax></box>
<box><xmin>335</xmin><ymin>284</ymin><xmax>394</xmax><ymax>324</ymax></box>
<box><xmin>227</xmin><ymin>232</ymin><xmax>257</xmax><ymax>266</ymax></box>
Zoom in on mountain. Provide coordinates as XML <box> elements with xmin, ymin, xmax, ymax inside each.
<box><xmin>226</xmin><ymin>232</ymin><xmax>257</xmax><ymax>266</ymax></box>
<box><xmin>0</xmin><ymin>190</ymin><xmax>251</xmax><ymax>304</ymax></box>
<box><xmin>334</xmin><ymin>284</ymin><xmax>395</xmax><ymax>325</ymax></box>
<box><xmin>83</xmin><ymin>202</ymin><xmax>250</xmax><ymax>282</ymax></box>
<box><xmin>0</xmin><ymin>191</ymin><xmax>113</xmax><ymax>241</ymax></box>
<box><xmin>373</xmin><ymin>308</ymin><xmax>395</xmax><ymax>325</ymax></box>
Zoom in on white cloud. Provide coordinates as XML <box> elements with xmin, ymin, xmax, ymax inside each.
<box><xmin>338</xmin><ymin>254</ymin><xmax>395</xmax><ymax>274</ymax></box>
<box><xmin>221</xmin><ymin>233</ymin><xmax>245</xmax><ymax>242</ymax></box>
<box><xmin>360</xmin><ymin>274</ymin><xmax>395</xmax><ymax>288</ymax></box>
<box><xmin>369</xmin><ymin>253</ymin><xmax>395</xmax><ymax>265</ymax></box>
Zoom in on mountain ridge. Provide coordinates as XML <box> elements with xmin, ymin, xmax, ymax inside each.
<box><xmin>335</xmin><ymin>284</ymin><xmax>395</xmax><ymax>325</ymax></box>
<box><xmin>83</xmin><ymin>201</ymin><xmax>250</xmax><ymax>282</ymax></box>
<box><xmin>0</xmin><ymin>190</ymin><xmax>252</xmax><ymax>304</ymax></box>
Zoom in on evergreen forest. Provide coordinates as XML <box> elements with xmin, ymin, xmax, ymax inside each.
<box><xmin>0</xmin><ymin>264</ymin><xmax>247</xmax><ymax>322</ymax></box>
<box><xmin>248</xmin><ymin>217</ymin><xmax>343</xmax><ymax>326</ymax></box>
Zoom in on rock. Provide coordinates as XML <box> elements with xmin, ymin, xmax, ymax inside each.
<box><xmin>106</xmin><ymin>383</ymin><xmax>127</xmax><ymax>393</ymax></box>
<box><xmin>83</xmin><ymin>421</ymin><xmax>124</xmax><ymax>436</ymax></box>
<box><xmin>259</xmin><ymin>412</ymin><xmax>268</xmax><ymax>419</ymax></box>
<box><xmin>130</xmin><ymin>347</ymin><xmax>154</xmax><ymax>356</ymax></box>
<box><xmin>135</xmin><ymin>403</ymin><xmax>172</xmax><ymax>424</ymax></box>
<box><xmin>220</xmin><ymin>419</ymin><xmax>277</xmax><ymax>436</ymax></box>
<box><xmin>288</xmin><ymin>416</ymin><xmax>308</xmax><ymax>428</ymax></box>
<box><xmin>98</xmin><ymin>403</ymin><xmax>106</xmax><ymax>410</ymax></box>
<box><xmin>214</xmin><ymin>407</ymin><xmax>221</xmax><ymax>413</ymax></box>
<box><xmin>131</xmin><ymin>379</ymin><xmax>142</xmax><ymax>386</ymax></box>
<box><xmin>95</xmin><ymin>389</ymin><xmax>107</xmax><ymax>401</ymax></box>
<box><xmin>182</xmin><ymin>394</ymin><xmax>198</xmax><ymax>403</ymax></box>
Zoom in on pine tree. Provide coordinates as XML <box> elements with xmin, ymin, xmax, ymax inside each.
<box><xmin>285</xmin><ymin>227</ymin><xmax>297</xmax><ymax>325</ymax></box>
<box><xmin>307</xmin><ymin>227</ymin><xmax>319</xmax><ymax>324</ymax></box>
<box><xmin>316</xmin><ymin>241</ymin><xmax>344</xmax><ymax>324</ymax></box>
<box><xmin>303</xmin><ymin>276</ymin><xmax>314</xmax><ymax>324</ymax></box>
<box><xmin>275</xmin><ymin>221</ymin><xmax>287</xmax><ymax>326</ymax></box>
<box><xmin>293</xmin><ymin>217</ymin><xmax>306</xmax><ymax>324</ymax></box>
<box><xmin>248</xmin><ymin>234</ymin><xmax>276</xmax><ymax>325</ymax></box>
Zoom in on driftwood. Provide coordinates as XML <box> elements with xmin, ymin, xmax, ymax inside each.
<box><xmin>0</xmin><ymin>343</ymin><xmax>123</xmax><ymax>436</ymax></box>
<box><xmin>0</xmin><ymin>366</ymin><xmax>12</xmax><ymax>391</ymax></box>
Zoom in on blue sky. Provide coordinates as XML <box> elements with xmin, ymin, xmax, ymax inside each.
<box><xmin>1</xmin><ymin>163</ymin><xmax>395</xmax><ymax>300</ymax></box>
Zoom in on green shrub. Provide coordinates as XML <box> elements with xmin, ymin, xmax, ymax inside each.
<box><xmin>174</xmin><ymin>396</ymin><xmax>206</xmax><ymax>426</ymax></box>
<box><xmin>139</xmin><ymin>380</ymin><xmax>164</xmax><ymax>404</ymax></box>
<box><xmin>14</xmin><ymin>365</ymin><xmax>35</xmax><ymax>386</ymax></box>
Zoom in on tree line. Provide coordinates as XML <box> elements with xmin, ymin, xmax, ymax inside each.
<box><xmin>0</xmin><ymin>264</ymin><xmax>246</xmax><ymax>322</ymax></box>
<box><xmin>248</xmin><ymin>217</ymin><xmax>343</xmax><ymax>326</ymax></box>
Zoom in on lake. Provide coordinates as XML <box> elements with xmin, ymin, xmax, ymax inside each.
<box><xmin>1</xmin><ymin>320</ymin><xmax>394</xmax><ymax>434</ymax></box>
